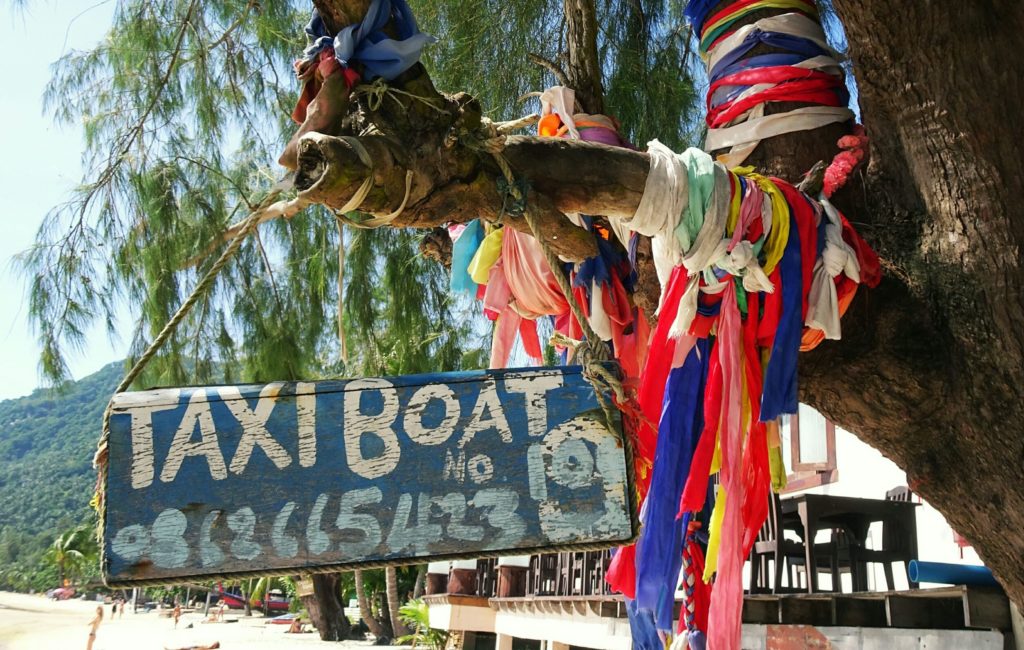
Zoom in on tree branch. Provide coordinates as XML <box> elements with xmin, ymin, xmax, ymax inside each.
<box><xmin>528</xmin><ymin>53</ymin><xmax>570</xmax><ymax>88</ymax></box>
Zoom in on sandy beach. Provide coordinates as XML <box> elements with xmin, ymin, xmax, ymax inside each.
<box><xmin>0</xmin><ymin>591</ymin><xmax>384</xmax><ymax>650</ymax></box>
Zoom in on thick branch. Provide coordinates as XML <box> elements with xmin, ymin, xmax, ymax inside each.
<box><xmin>294</xmin><ymin>133</ymin><xmax>650</xmax><ymax>260</ymax></box>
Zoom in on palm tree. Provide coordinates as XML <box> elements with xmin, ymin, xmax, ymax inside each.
<box><xmin>397</xmin><ymin>598</ymin><xmax>448</xmax><ymax>650</ymax></box>
<box><xmin>386</xmin><ymin>567</ymin><xmax>411</xmax><ymax>638</ymax></box>
<box><xmin>354</xmin><ymin>569</ymin><xmax>386</xmax><ymax>637</ymax></box>
<box><xmin>44</xmin><ymin>530</ymin><xmax>86</xmax><ymax>586</ymax></box>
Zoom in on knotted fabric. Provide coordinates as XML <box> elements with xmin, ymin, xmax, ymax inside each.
<box><xmin>300</xmin><ymin>0</ymin><xmax>434</xmax><ymax>82</ymax></box>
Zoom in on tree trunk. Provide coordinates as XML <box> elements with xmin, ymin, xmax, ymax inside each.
<box><xmin>412</xmin><ymin>565</ymin><xmax>426</xmax><ymax>600</ymax></box>
<box><xmin>563</xmin><ymin>0</ymin><xmax>604</xmax><ymax>114</ymax></box>
<box><xmin>241</xmin><ymin>581</ymin><xmax>251</xmax><ymax>617</ymax></box>
<box><xmin>806</xmin><ymin>0</ymin><xmax>1024</xmax><ymax>607</ymax></box>
<box><xmin>303</xmin><ymin>0</ymin><xmax>1024</xmax><ymax>606</ymax></box>
<box><xmin>385</xmin><ymin>566</ymin><xmax>410</xmax><ymax>638</ymax></box>
<box><xmin>300</xmin><ymin>573</ymin><xmax>351</xmax><ymax>642</ymax></box>
<box><xmin>354</xmin><ymin>569</ymin><xmax>386</xmax><ymax>638</ymax></box>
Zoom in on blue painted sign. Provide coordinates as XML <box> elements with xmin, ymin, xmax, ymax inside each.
<box><xmin>103</xmin><ymin>366</ymin><xmax>636</xmax><ymax>585</ymax></box>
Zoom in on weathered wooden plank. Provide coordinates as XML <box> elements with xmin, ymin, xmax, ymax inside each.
<box><xmin>832</xmin><ymin>596</ymin><xmax>888</xmax><ymax>627</ymax></box>
<box><xmin>742</xmin><ymin>597</ymin><xmax>781</xmax><ymax>624</ymax></box>
<box><xmin>886</xmin><ymin>595</ymin><xmax>965</xmax><ymax>629</ymax></box>
<box><xmin>103</xmin><ymin>365</ymin><xmax>636</xmax><ymax>586</ymax></box>
<box><xmin>778</xmin><ymin>597</ymin><xmax>832</xmax><ymax>626</ymax></box>
<box><xmin>962</xmin><ymin>587</ymin><xmax>1011</xmax><ymax>630</ymax></box>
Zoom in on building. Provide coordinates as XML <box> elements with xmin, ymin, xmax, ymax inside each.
<box><xmin>424</xmin><ymin>405</ymin><xmax>1016</xmax><ymax>650</ymax></box>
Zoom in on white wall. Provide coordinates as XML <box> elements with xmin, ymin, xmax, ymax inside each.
<box><xmin>784</xmin><ymin>413</ymin><xmax>982</xmax><ymax>589</ymax></box>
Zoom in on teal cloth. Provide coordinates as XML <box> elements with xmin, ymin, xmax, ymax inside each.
<box><xmin>450</xmin><ymin>220</ymin><xmax>484</xmax><ymax>294</ymax></box>
<box><xmin>675</xmin><ymin>148</ymin><xmax>717</xmax><ymax>252</ymax></box>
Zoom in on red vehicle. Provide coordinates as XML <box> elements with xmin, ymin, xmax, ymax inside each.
<box><xmin>217</xmin><ymin>584</ymin><xmax>290</xmax><ymax>612</ymax></box>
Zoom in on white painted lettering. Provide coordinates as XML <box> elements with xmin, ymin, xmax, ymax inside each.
<box><xmin>306</xmin><ymin>493</ymin><xmax>331</xmax><ymax>555</ymax></box>
<box><xmin>442</xmin><ymin>449</ymin><xmax>466</xmax><ymax>483</ymax></box>
<box><xmin>110</xmin><ymin>524</ymin><xmax>150</xmax><ymax>563</ymax></box>
<box><xmin>403</xmin><ymin>384</ymin><xmax>459</xmax><ymax>446</ymax></box>
<box><xmin>199</xmin><ymin>510</ymin><xmax>224</xmax><ymax>567</ymax></box>
<box><xmin>272</xmin><ymin>502</ymin><xmax>299</xmax><ymax>558</ymax></box>
<box><xmin>222</xmin><ymin>384</ymin><xmax>292</xmax><ymax>475</ymax></box>
<box><xmin>526</xmin><ymin>443</ymin><xmax>548</xmax><ymax>500</ymax></box>
<box><xmin>126</xmin><ymin>394</ymin><xmax>180</xmax><ymax>489</ymax></box>
<box><xmin>296</xmin><ymin>383</ymin><xmax>317</xmax><ymax>467</ymax></box>
<box><xmin>226</xmin><ymin>507</ymin><xmax>261</xmax><ymax>561</ymax></box>
<box><xmin>335</xmin><ymin>487</ymin><xmax>383</xmax><ymax>558</ymax></box>
<box><xmin>387</xmin><ymin>493</ymin><xmax>442</xmax><ymax>555</ymax></box>
<box><xmin>504</xmin><ymin>374</ymin><xmax>563</xmax><ymax>438</ymax></box>
<box><xmin>431</xmin><ymin>493</ymin><xmax>484</xmax><ymax>541</ymax></box>
<box><xmin>467</xmin><ymin>453</ymin><xmax>494</xmax><ymax>484</ymax></box>
<box><xmin>151</xmin><ymin>509</ymin><xmax>190</xmax><ymax>568</ymax></box>
<box><xmin>160</xmin><ymin>392</ymin><xmax>227</xmax><ymax>483</ymax></box>
<box><xmin>474</xmin><ymin>488</ymin><xmax>526</xmax><ymax>548</ymax></box>
<box><xmin>459</xmin><ymin>380</ymin><xmax>513</xmax><ymax>447</ymax></box>
<box><xmin>343</xmin><ymin>378</ymin><xmax>401</xmax><ymax>479</ymax></box>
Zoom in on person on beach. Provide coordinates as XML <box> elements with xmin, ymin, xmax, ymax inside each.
<box><xmin>166</xmin><ymin>643</ymin><xmax>220</xmax><ymax>650</ymax></box>
<box><xmin>86</xmin><ymin>605</ymin><xmax>103</xmax><ymax>650</ymax></box>
<box><xmin>173</xmin><ymin>603</ymin><xmax>182</xmax><ymax>628</ymax></box>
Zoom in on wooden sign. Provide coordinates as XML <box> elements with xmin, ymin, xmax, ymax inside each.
<box><xmin>103</xmin><ymin>366</ymin><xmax>636</xmax><ymax>585</ymax></box>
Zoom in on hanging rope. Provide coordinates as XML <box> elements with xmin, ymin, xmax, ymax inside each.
<box><xmin>92</xmin><ymin>176</ymin><xmax>324</xmax><ymax>556</ymax></box>
<box><xmin>456</xmin><ymin>118</ymin><xmax>631</xmax><ymax>438</ymax></box>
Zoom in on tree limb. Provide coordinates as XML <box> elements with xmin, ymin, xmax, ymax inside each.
<box><xmin>528</xmin><ymin>53</ymin><xmax>570</xmax><ymax>88</ymax></box>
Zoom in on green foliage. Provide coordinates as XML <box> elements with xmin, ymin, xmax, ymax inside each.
<box><xmin>397</xmin><ymin>598</ymin><xmax>448</xmax><ymax>650</ymax></box>
<box><xmin>20</xmin><ymin>0</ymin><xmax>700</xmax><ymax>391</ymax></box>
<box><xmin>412</xmin><ymin>0</ymin><xmax>701</xmax><ymax>147</ymax></box>
<box><xmin>0</xmin><ymin>362</ymin><xmax>121</xmax><ymax>591</ymax></box>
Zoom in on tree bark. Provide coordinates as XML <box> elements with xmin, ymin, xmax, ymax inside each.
<box><xmin>412</xmin><ymin>565</ymin><xmax>426</xmax><ymax>600</ymax></box>
<box><xmin>300</xmin><ymin>573</ymin><xmax>351</xmax><ymax>641</ymax></box>
<box><xmin>810</xmin><ymin>0</ymin><xmax>1024</xmax><ymax>606</ymax></box>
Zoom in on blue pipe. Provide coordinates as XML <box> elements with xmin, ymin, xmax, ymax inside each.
<box><xmin>907</xmin><ymin>561</ymin><xmax>999</xmax><ymax>587</ymax></box>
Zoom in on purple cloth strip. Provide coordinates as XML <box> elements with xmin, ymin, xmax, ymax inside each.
<box><xmin>709</xmin><ymin>30</ymin><xmax>830</xmax><ymax>81</ymax></box>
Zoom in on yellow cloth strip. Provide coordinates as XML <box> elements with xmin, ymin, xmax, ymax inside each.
<box><xmin>742</xmin><ymin>172</ymin><xmax>791</xmax><ymax>276</ymax></box>
<box><xmin>703</xmin><ymin>486</ymin><xmax>727</xmax><ymax>583</ymax></box>
<box><xmin>467</xmin><ymin>227</ymin><xmax>504</xmax><ymax>284</ymax></box>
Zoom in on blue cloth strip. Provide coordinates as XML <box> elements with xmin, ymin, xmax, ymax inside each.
<box><xmin>626</xmin><ymin>597</ymin><xmax>663</xmax><ymax>650</ymax></box>
<box><xmin>301</xmin><ymin>0</ymin><xmax>435</xmax><ymax>81</ymax></box>
<box><xmin>709</xmin><ymin>31</ymin><xmax>830</xmax><ymax>81</ymax></box>
<box><xmin>684</xmin><ymin>0</ymin><xmax>724</xmax><ymax>40</ymax></box>
<box><xmin>635</xmin><ymin>338</ymin><xmax>709</xmax><ymax>631</ymax></box>
<box><xmin>760</xmin><ymin>210</ymin><xmax>802</xmax><ymax>421</ymax></box>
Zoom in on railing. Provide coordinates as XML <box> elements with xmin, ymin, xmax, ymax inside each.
<box><xmin>476</xmin><ymin>557</ymin><xmax>499</xmax><ymax>598</ymax></box>
<box><xmin>431</xmin><ymin>550</ymin><xmax>614</xmax><ymax>599</ymax></box>
<box><xmin>525</xmin><ymin>550</ymin><xmax>614</xmax><ymax>597</ymax></box>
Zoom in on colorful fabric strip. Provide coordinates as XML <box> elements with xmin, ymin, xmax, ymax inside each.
<box><xmin>700</xmin><ymin>0</ymin><xmax>818</xmax><ymax>54</ymax></box>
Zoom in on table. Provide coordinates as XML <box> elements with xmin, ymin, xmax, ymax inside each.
<box><xmin>780</xmin><ymin>494</ymin><xmax>919</xmax><ymax>593</ymax></box>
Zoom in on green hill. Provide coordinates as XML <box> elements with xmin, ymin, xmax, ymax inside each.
<box><xmin>0</xmin><ymin>361</ymin><xmax>123</xmax><ymax>588</ymax></box>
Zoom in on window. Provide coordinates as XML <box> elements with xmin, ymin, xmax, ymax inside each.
<box><xmin>779</xmin><ymin>403</ymin><xmax>837</xmax><ymax>492</ymax></box>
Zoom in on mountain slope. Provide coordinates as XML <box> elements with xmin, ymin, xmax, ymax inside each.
<box><xmin>0</xmin><ymin>362</ymin><xmax>122</xmax><ymax>538</ymax></box>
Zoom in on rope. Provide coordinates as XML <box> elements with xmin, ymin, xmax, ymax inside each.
<box><xmin>93</xmin><ymin>176</ymin><xmax>331</xmax><ymax>584</ymax></box>
<box><xmin>353</xmin><ymin>77</ymin><xmax>449</xmax><ymax>115</ymax></box>
<box><xmin>332</xmin><ymin>135</ymin><xmax>415</xmax><ymax>229</ymax></box>
<box><xmin>468</xmin><ymin>121</ymin><xmax>621</xmax><ymax>419</ymax></box>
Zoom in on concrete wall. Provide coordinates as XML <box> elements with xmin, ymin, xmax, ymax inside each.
<box><xmin>741</xmin><ymin>624</ymin><xmax>1002</xmax><ymax>649</ymax></box>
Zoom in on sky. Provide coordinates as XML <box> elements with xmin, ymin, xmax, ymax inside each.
<box><xmin>0</xmin><ymin>1</ymin><xmax>122</xmax><ymax>400</ymax></box>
